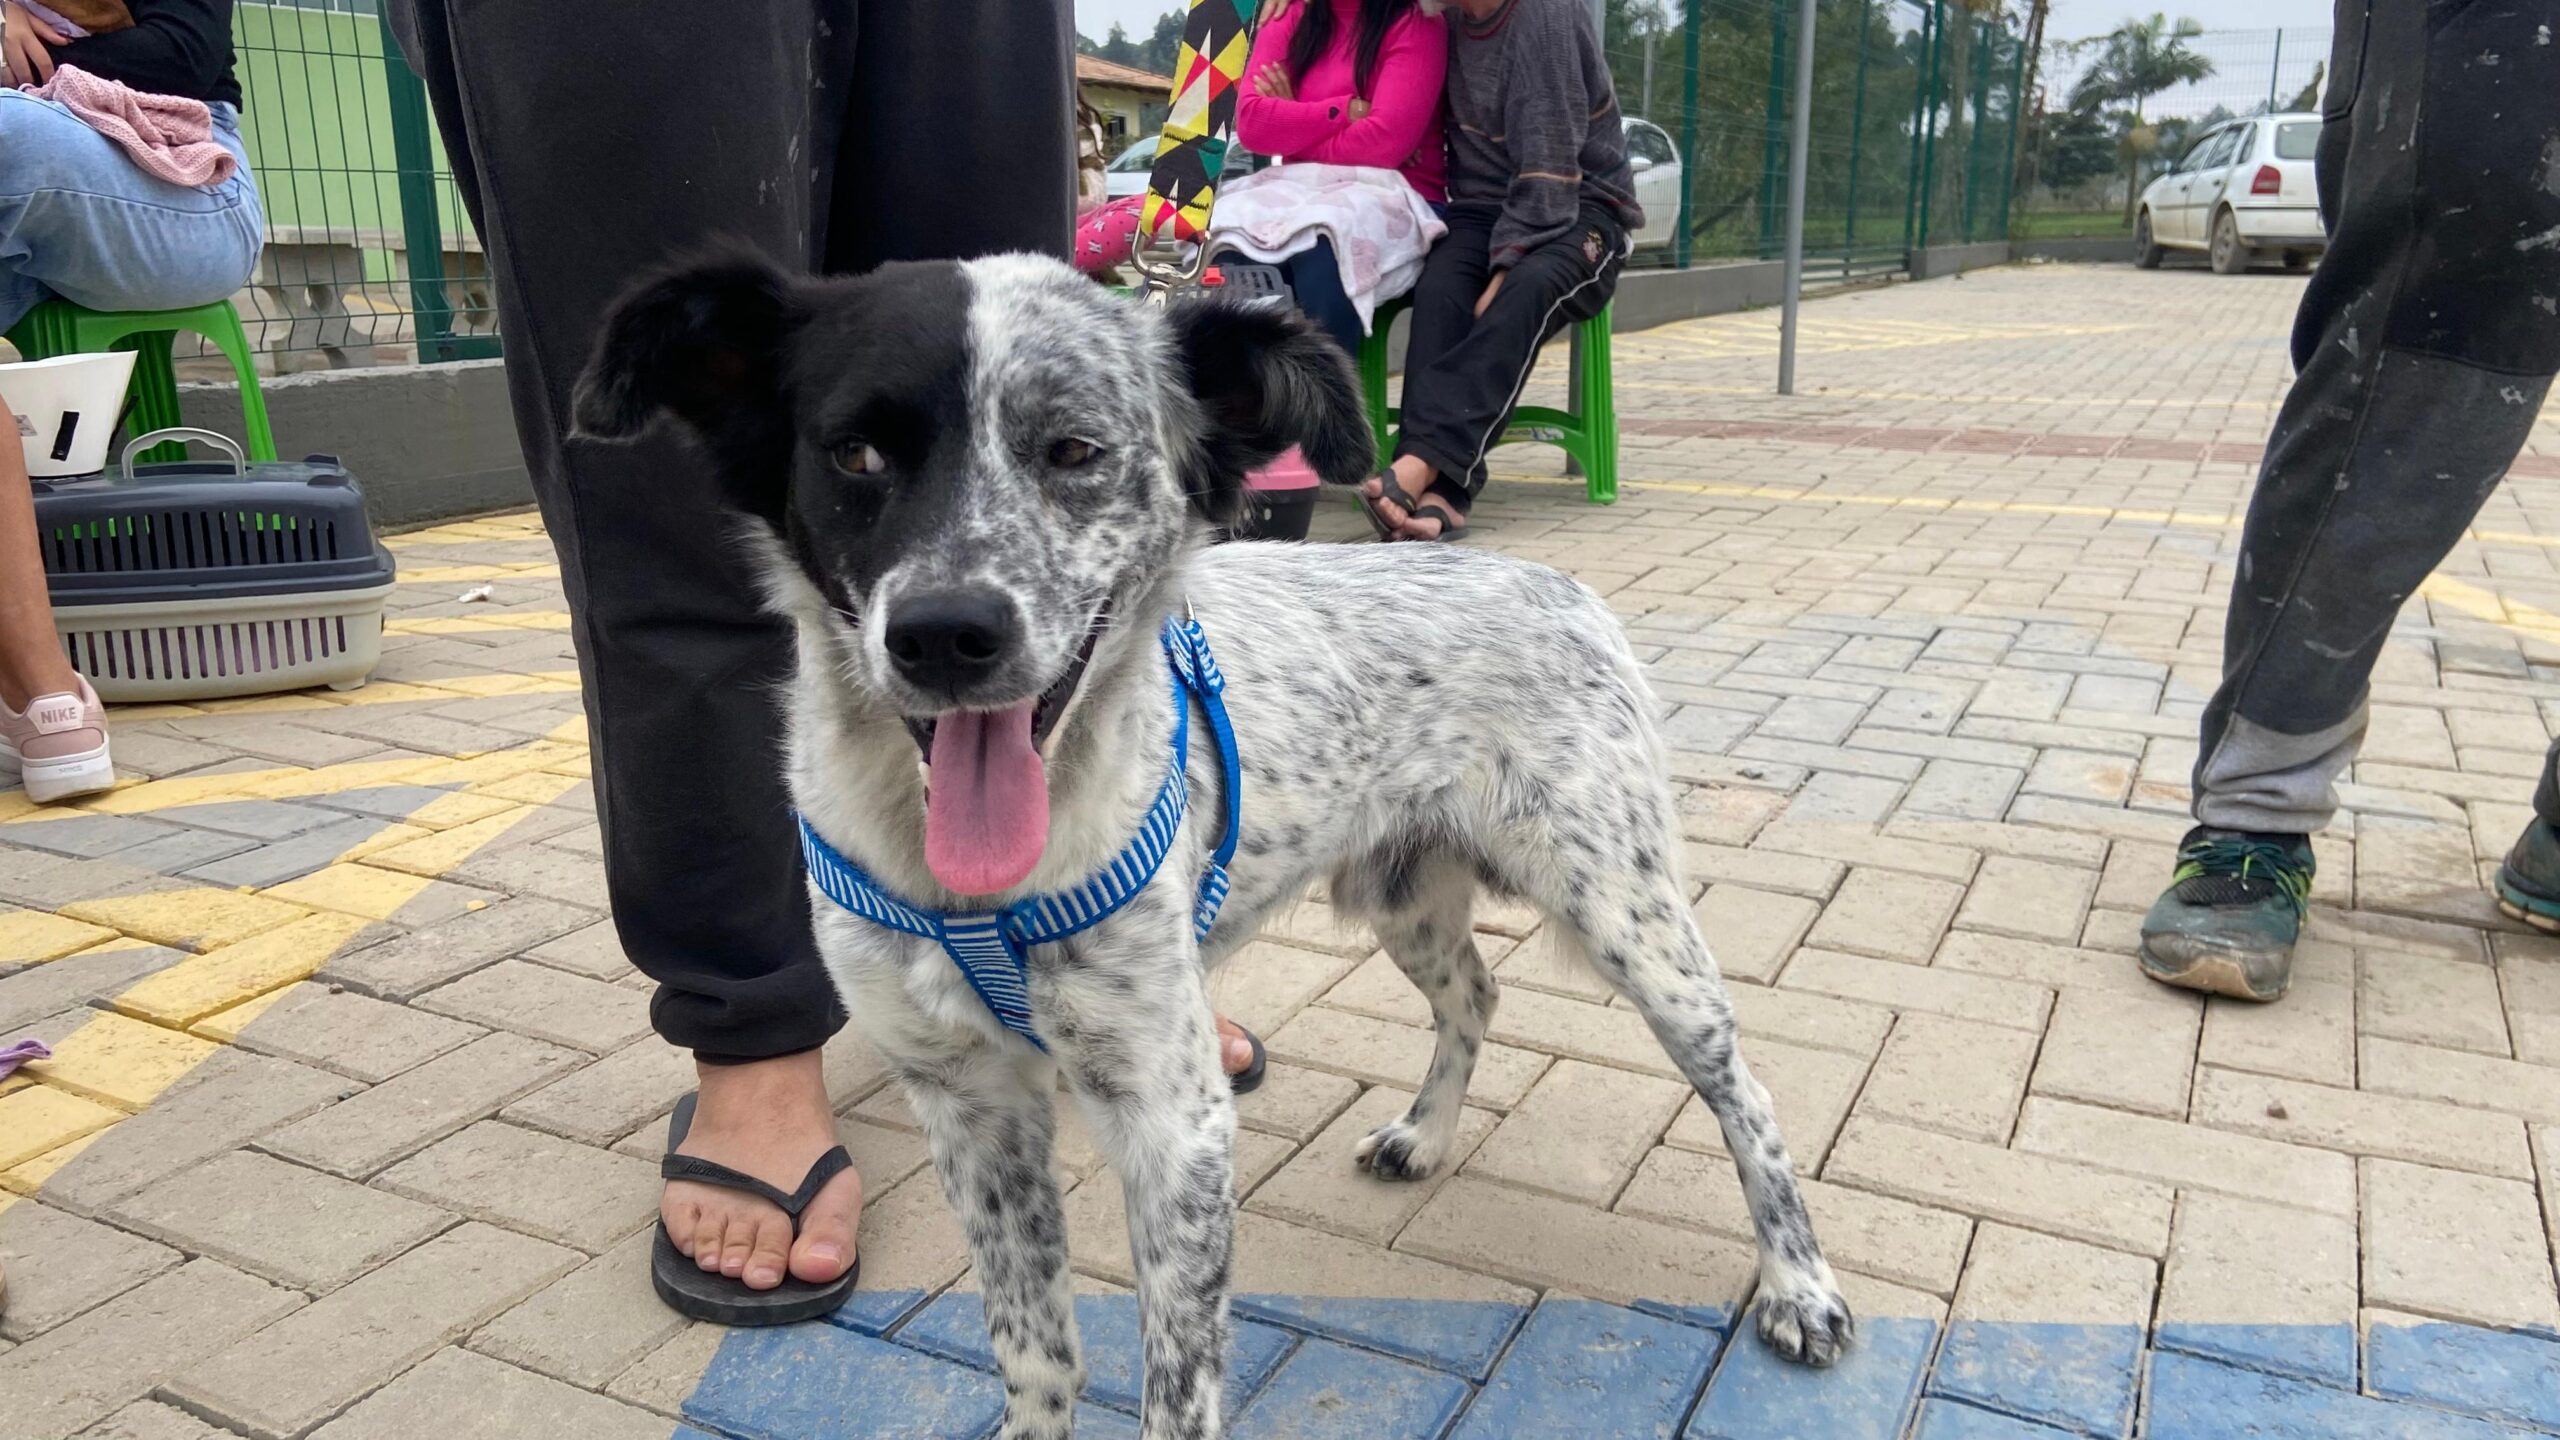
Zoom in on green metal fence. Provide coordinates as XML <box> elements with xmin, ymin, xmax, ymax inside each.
<box><xmin>229</xmin><ymin>0</ymin><xmax>489</xmax><ymax>369</ymax></box>
<box><xmin>223</xmin><ymin>0</ymin><xmax>2028</xmax><ymax>369</ymax></box>
<box><xmin>1605</xmin><ymin>0</ymin><xmax>2025</xmax><ymax>276</ymax></box>
<box><xmin>2013</xmin><ymin>26</ymin><xmax>2333</xmax><ymax>241</ymax></box>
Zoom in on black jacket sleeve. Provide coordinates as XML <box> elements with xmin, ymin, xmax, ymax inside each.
<box><xmin>50</xmin><ymin>0</ymin><xmax>239</xmax><ymax>107</ymax></box>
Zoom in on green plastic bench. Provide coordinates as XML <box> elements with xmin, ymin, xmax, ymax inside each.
<box><xmin>1356</xmin><ymin>294</ymin><xmax>1618</xmax><ymax>506</ymax></box>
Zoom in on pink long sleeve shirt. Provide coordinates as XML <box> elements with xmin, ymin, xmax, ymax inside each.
<box><xmin>1235</xmin><ymin>0</ymin><xmax>1449</xmax><ymax>203</ymax></box>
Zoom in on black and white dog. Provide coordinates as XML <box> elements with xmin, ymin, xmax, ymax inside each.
<box><xmin>574</xmin><ymin>249</ymin><xmax>1851</xmax><ymax>1439</ymax></box>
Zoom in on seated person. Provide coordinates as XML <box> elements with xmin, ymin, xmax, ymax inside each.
<box><xmin>1</xmin><ymin>0</ymin><xmax>265</xmax><ymax>336</ymax></box>
<box><xmin>1362</xmin><ymin>0</ymin><xmax>1640</xmax><ymax>542</ymax></box>
<box><xmin>1230</xmin><ymin>0</ymin><xmax>1447</xmax><ymax>356</ymax></box>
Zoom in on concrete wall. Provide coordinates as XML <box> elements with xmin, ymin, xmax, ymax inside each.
<box><xmin>2016</xmin><ymin>236</ymin><xmax>2136</xmax><ymax>265</ymax></box>
<box><xmin>1908</xmin><ymin>241</ymin><xmax>2014</xmax><ymax>281</ymax></box>
<box><xmin>179</xmin><ymin>358</ymin><xmax>534</xmax><ymax>529</ymax></box>
<box><xmin>166</xmin><ymin>246</ymin><xmax>2036</xmax><ymax>528</ymax></box>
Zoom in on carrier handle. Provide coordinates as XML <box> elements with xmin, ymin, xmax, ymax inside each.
<box><xmin>120</xmin><ymin>428</ymin><xmax>246</xmax><ymax>477</ymax></box>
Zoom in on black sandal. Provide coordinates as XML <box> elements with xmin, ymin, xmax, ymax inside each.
<box><xmin>1360</xmin><ymin>470</ymin><xmax>1463</xmax><ymax>543</ymax></box>
<box><xmin>651</xmin><ymin>1092</ymin><xmax>862</xmax><ymax>1326</ymax></box>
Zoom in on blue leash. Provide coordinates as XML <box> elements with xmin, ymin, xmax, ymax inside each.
<box><xmin>795</xmin><ymin>617</ymin><xmax>1242</xmax><ymax>1051</ymax></box>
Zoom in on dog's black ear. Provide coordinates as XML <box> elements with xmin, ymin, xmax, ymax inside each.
<box><xmin>570</xmin><ymin>248</ymin><xmax>798</xmax><ymax>449</ymax></box>
<box><xmin>1165</xmin><ymin>292</ymin><xmax>1375</xmax><ymax>523</ymax></box>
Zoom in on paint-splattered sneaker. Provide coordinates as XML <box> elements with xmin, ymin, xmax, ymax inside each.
<box><xmin>2493</xmin><ymin>816</ymin><xmax>2560</xmax><ymax>933</ymax></box>
<box><xmin>2137</xmin><ymin>826</ymin><xmax>2314</xmax><ymax>1002</ymax></box>
<box><xmin>0</xmin><ymin>675</ymin><xmax>115</xmax><ymax>805</ymax></box>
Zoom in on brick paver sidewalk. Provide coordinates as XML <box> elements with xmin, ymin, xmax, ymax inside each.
<box><xmin>4</xmin><ymin>262</ymin><xmax>2559</xmax><ymax>1439</ymax></box>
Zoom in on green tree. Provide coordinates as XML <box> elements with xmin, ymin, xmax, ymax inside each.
<box><xmin>2065</xmin><ymin>13</ymin><xmax>2214</xmax><ymax>221</ymax></box>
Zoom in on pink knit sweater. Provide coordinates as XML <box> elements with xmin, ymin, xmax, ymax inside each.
<box><xmin>1236</xmin><ymin>0</ymin><xmax>1448</xmax><ymax>203</ymax></box>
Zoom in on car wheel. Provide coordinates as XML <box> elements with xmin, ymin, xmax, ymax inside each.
<box><xmin>2134</xmin><ymin>211</ymin><xmax>2163</xmax><ymax>269</ymax></box>
<box><xmin>2210</xmin><ymin>210</ymin><xmax>2249</xmax><ymax>275</ymax></box>
<box><xmin>2284</xmin><ymin>249</ymin><xmax>2314</xmax><ymax>271</ymax></box>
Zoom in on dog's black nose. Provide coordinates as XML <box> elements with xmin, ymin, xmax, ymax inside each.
<box><xmin>884</xmin><ymin>589</ymin><xmax>1020</xmax><ymax>692</ymax></box>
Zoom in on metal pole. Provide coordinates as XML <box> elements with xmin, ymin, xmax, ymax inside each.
<box><xmin>1759</xmin><ymin>0</ymin><xmax>1794</xmax><ymax>259</ymax></box>
<box><xmin>1914</xmin><ymin>0</ymin><xmax>1945</xmax><ymax>255</ymax></box>
<box><xmin>1677</xmin><ymin>0</ymin><xmax>1702</xmax><ymax>267</ymax></box>
<box><xmin>1999</xmin><ymin>23</ymin><xmax>2028</xmax><ymax>235</ymax></box>
<box><xmin>1844</xmin><ymin>0</ymin><xmax>1872</xmax><ymax>258</ymax></box>
<box><xmin>1777</xmin><ymin>0</ymin><xmax>1819</xmax><ymax>394</ymax></box>
<box><xmin>2268</xmin><ymin>29</ymin><xmax>2283</xmax><ymax>111</ymax></box>
<box><xmin>1902</xmin><ymin>0</ymin><xmax>1935</xmax><ymax>256</ymax></box>
<box><xmin>379</xmin><ymin>9</ymin><xmax>455</xmax><ymax>361</ymax></box>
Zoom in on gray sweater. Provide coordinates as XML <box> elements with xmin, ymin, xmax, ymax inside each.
<box><xmin>1443</xmin><ymin>0</ymin><xmax>1644</xmax><ymax>270</ymax></box>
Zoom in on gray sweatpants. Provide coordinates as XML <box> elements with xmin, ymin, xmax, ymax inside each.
<box><xmin>2193</xmin><ymin>0</ymin><xmax>2560</xmax><ymax>834</ymax></box>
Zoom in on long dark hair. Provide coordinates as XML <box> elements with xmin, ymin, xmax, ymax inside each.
<box><xmin>1285</xmin><ymin>0</ymin><xmax>1417</xmax><ymax>100</ymax></box>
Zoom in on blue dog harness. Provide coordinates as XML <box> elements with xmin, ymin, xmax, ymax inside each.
<box><xmin>795</xmin><ymin>618</ymin><xmax>1241</xmax><ymax>1051</ymax></box>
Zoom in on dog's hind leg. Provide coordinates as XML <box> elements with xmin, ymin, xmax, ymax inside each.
<box><xmin>1539</xmin><ymin>856</ymin><xmax>1854</xmax><ymax>1366</ymax></box>
<box><xmin>899</xmin><ymin>1039</ymin><xmax>1083</xmax><ymax>1440</ymax></box>
<box><xmin>1333</xmin><ymin>851</ymin><xmax>1490</xmax><ymax>1181</ymax></box>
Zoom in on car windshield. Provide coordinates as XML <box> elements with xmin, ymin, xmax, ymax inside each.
<box><xmin>2274</xmin><ymin>122</ymin><xmax>2318</xmax><ymax>160</ymax></box>
<box><xmin>1107</xmin><ymin>140</ymin><xmax>1155</xmax><ymax>173</ymax></box>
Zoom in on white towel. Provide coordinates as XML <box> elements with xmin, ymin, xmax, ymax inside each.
<box><xmin>1207</xmin><ymin>163</ymin><xmax>1448</xmax><ymax>333</ymax></box>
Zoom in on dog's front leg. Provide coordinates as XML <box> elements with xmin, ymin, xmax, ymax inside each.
<box><xmin>1057</xmin><ymin>938</ymin><xmax>1234</xmax><ymax>1440</ymax></box>
<box><xmin>899</xmin><ymin>1037</ymin><xmax>1082</xmax><ymax>1439</ymax></box>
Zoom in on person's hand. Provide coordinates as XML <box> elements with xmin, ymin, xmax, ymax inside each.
<box><xmin>3</xmin><ymin>1</ymin><xmax>64</xmax><ymax>86</ymax></box>
<box><xmin>1347</xmin><ymin>96</ymin><xmax>1372</xmax><ymax>121</ymax></box>
<box><xmin>1474</xmin><ymin>271</ymin><xmax>1505</xmax><ymax>317</ymax></box>
<box><xmin>1252</xmin><ymin>63</ymin><xmax>1292</xmax><ymax>99</ymax></box>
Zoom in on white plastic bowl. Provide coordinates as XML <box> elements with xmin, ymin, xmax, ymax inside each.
<box><xmin>2</xmin><ymin>351</ymin><xmax>140</xmax><ymax>477</ymax></box>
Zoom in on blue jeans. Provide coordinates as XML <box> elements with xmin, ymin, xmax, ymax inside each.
<box><xmin>0</xmin><ymin>95</ymin><xmax>264</xmax><ymax>333</ymax></box>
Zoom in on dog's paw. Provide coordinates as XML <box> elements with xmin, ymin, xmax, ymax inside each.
<box><xmin>1353</xmin><ymin>1119</ymin><xmax>1444</xmax><ymax>1181</ymax></box>
<box><xmin>1752</xmin><ymin>1275</ymin><xmax>1855</xmax><ymax>1368</ymax></box>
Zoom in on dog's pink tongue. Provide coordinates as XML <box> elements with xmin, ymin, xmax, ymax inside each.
<box><xmin>924</xmin><ymin>704</ymin><xmax>1049</xmax><ymax>896</ymax></box>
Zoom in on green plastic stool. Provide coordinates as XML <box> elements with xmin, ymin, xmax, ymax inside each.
<box><xmin>5</xmin><ymin>298</ymin><xmax>277</xmax><ymax>466</ymax></box>
<box><xmin>1357</xmin><ymin>294</ymin><xmax>1617</xmax><ymax>506</ymax></box>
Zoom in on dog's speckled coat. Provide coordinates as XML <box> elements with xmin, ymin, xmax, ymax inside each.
<box><xmin>574</xmin><ymin>250</ymin><xmax>1850</xmax><ymax>1440</ymax></box>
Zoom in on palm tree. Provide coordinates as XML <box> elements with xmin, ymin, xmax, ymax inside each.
<box><xmin>2067</xmin><ymin>13</ymin><xmax>2215</xmax><ymax>221</ymax></box>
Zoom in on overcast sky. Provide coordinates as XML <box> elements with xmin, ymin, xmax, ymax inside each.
<box><xmin>1071</xmin><ymin>0</ymin><xmax>2339</xmax><ymax>48</ymax></box>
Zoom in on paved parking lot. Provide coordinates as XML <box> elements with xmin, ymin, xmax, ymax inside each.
<box><xmin>4</xmin><ymin>261</ymin><xmax>2560</xmax><ymax>1439</ymax></box>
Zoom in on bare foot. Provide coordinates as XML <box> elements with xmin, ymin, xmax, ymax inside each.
<box><xmin>1216</xmin><ymin>1015</ymin><xmax>1256</xmax><ymax>1076</ymax></box>
<box><xmin>1362</xmin><ymin>456</ymin><xmax>1466</xmax><ymax>541</ymax></box>
<box><xmin>662</xmin><ymin>1050</ymin><xmax>862</xmax><ymax>1290</ymax></box>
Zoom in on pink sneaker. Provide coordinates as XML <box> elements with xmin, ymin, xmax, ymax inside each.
<box><xmin>1</xmin><ymin>675</ymin><xmax>115</xmax><ymax>804</ymax></box>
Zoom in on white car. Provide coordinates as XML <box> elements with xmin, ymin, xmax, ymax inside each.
<box><xmin>1621</xmin><ymin>116</ymin><xmax>1685</xmax><ymax>251</ymax></box>
<box><xmin>1107</xmin><ymin>118</ymin><xmax>1687</xmax><ymax>252</ymax></box>
<box><xmin>2134</xmin><ymin>111</ymin><xmax>2325</xmax><ymax>274</ymax></box>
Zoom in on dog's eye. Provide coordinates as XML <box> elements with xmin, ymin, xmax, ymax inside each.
<box><xmin>830</xmin><ymin>441</ymin><xmax>887</xmax><ymax>476</ymax></box>
<box><xmin>1047</xmin><ymin>437</ymin><xmax>1103</xmax><ymax>470</ymax></box>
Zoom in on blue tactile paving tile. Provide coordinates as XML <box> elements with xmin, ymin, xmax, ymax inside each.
<box><xmin>1227</xmin><ymin>1338</ymin><xmax>1474</xmax><ymax>1440</ymax></box>
<box><xmin>1908</xmin><ymin>1398</ymin><xmax>2084</xmax><ymax>1440</ymax></box>
<box><xmin>820</xmin><ymin>1287</ymin><xmax>932</xmax><ymax>1337</ymax></box>
<box><xmin>2146</xmin><ymin>1349</ymin><xmax>2544</xmax><ymax>1440</ymax></box>
<box><xmin>894</xmin><ymin>1292</ymin><xmax>1295</xmax><ymax>1417</ymax></box>
<box><xmin>2367</xmin><ymin>1322</ymin><xmax>2560</xmax><ymax>1433</ymax></box>
<box><xmin>1929</xmin><ymin>1321</ymin><xmax>2142</xmax><ymax>1437</ymax></box>
<box><xmin>2151</xmin><ymin>1321</ymin><xmax>2359</xmax><ymax>1391</ymax></box>
<box><xmin>685</xmin><ymin>1321</ymin><xmax>1006</xmax><ymax>1440</ymax></box>
<box><xmin>1684</xmin><ymin>1315</ymin><xmax>1940</xmax><ymax>1440</ymax></box>
<box><xmin>1448</xmin><ymin>1297</ymin><xmax>1724</xmax><ymax>1440</ymax></box>
<box><xmin>1231</xmin><ymin>1293</ymin><xmax>1528</xmax><ymax>1380</ymax></box>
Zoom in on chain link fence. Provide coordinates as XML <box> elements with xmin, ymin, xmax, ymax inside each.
<box><xmin>211</xmin><ymin>0</ymin><xmax>2027</xmax><ymax>370</ymax></box>
<box><xmin>1606</xmin><ymin>0</ymin><xmax>2025</xmax><ymax>277</ymax></box>
<box><xmin>2014</xmin><ymin>25</ymin><xmax>2333</xmax><ymax>241</ymax></box>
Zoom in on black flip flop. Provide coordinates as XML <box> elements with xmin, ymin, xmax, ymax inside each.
<box><xmin>1230</xmin><ymin>1023</ymin><xmax>1267</xmax><ymax>1095</ymax></box>
<box><xmin>1360</xmin><ymin>470</ymin><xmax>1463</xmax><ymax>543</ymax></box>
<box><xmin>652</xmin><ymin>1092</ymin><xmax>862</xmax><ymax>1326</ymax></box>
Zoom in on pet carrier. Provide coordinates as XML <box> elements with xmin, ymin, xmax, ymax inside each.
<box><xmin>34</xmin><ymin>429</ymin><xmax>398</xmax><ymax>702</ymax></box>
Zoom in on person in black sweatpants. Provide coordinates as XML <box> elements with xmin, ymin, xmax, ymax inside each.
<box><xmin>2137</xmin><ymin>0</ymin><xmax>2560</xmax><ymax>1003</ymax></box>
<box><xmin>1364</xmin><ymin>0</ymin><xmax>1640</xmax><ymax>541</ymax></box>
<box><xmin>384</xmin><ymin>0</ymin><xmax>1258</xmax><ymax>1321</ymax></box>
